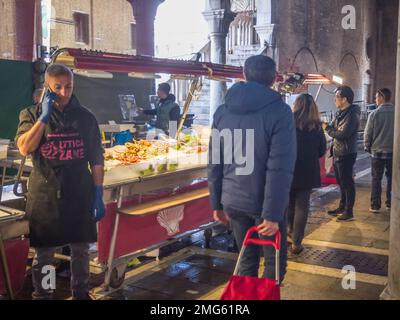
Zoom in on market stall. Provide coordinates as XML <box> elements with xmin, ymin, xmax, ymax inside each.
<box><xmin>0</xmin><ymin>203</ymin><xmax>29</xmax><ymax>299</ymax></box>
<box><xmin>1</xmin><ymin>48</ymin><xmax>245</xmax><ymax>290</ymax></box>
<box><xmin>0</xmin><ymin>48</ymin><xmax>338</xmax><ymax>292</ymax></box>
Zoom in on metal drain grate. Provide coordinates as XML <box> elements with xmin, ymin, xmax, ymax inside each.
<box><xmin>291</xmin><ymin>246</ymin><xmax>388</xmax><ymax>276</ymax></box>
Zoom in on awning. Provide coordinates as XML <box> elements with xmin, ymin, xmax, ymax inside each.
<box><xmin>54</xmin><ymin>48</ymin><xmax>244</xmax><ymax>79</ymax></box>
<box><xmin>53</xmin><ymin>48</ymin><xmax>333</xmax><ymax>85</ymax></box>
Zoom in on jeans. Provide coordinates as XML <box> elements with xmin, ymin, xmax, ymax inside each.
<box><xmin>226</xmin><ymin>208</ymin><xmax>287</xmax><ymax>284</ymax></box>
<box><xmin>288</xmin><ymin>189</ymin><xmax>312</xmax><ymax>247</ymax></box>
<box><xmin>31</xmin><ymin>242</ymin><xmax>90</xmax><ymax>300</ymax></box>
<box><xmin>371</xmin><ymin>157</ymin><xmax>393</xmax><ymax>209</ymax></box>
<box><xmin>334</xmin><ymin>153</ymin><xmax>357</xmax><ymax>214</ymax></box>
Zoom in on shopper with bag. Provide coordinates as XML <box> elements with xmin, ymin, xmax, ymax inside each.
<box><xmin>208</xmin><ymin>55</ymin><xmax>297</xmax><ymax>287</ymax></box>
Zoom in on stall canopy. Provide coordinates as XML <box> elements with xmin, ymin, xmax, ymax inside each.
<box><xmin>55</xmin><ymin>48</ymin><xmax>245</xmax><ymax>79</ymax></box>
<box><xmin>54</xmin><ymin>48</ymin><xmax>333</xmax><ymax>84</ymax></box>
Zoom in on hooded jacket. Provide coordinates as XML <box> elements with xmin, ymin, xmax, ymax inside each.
<box><xmin>207</xmin><ymin>81</ymin><xmax>297</xmax><ymax>222</ymax></box>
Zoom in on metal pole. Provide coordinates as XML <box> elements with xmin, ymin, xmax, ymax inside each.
<box><xmin>315</xmin><ymin>84</ymin><xmax>323</xmax><ymax>102</ymax></box>
<box><xmin>104</xmin><ymin>186</ymin><xmax>123</xmax><ymax>290</ymax></box>
<box><xmin>175</xmin><ymin>78</ymin><xmax>200</xmax><ymax>141</ymax></box>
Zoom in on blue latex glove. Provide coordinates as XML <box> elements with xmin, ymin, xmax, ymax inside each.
<box><xmin>92</xmin><ymin>185</ymin><xmax>106</xmax><ymax>222</ymax></box>
<box><xmin>38</xmin><ymin>91</ymin><xmax>58</xmax><ymax>124</ymax></box>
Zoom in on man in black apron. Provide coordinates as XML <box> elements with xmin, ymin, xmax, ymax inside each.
<box><xmin>15</xmin><ymin>64</ymin><xmax>105</xmax><ymax>300</ymax></box>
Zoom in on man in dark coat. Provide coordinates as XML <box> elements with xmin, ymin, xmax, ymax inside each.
<box><xmin>208</xmin><ymin>55</ymin><xmax>297</xmax><ymax>283</ymax></box>
<box><xmin>15</xmin><ymin>64</ymin><xmax>105</xmax><ymax>300</ymax></box>
<box><xmin>323</xmin><ymin>86</ymin><xmax>361</xmax><ymax>221</ymax></box>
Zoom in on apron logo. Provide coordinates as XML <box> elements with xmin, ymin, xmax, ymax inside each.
<box><xmin>41</xmin><ymin>133</ymin><xmax>85</xmax><ymax>161</ymax></box>
<box><xmin>157</xmin><ymin>205</ymin><xmax>185</xmax><ymax>236</ymax></box>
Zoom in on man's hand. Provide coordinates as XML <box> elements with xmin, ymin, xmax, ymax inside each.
<box><xmin>257</xmin><ymin>219</ymin><xmax>279</xmax><ymax>237</ymax></box>
<box><xmin>213</xmin><ymin>210</ymin><xmax>229</xmax><ymax>225</ymax></box>
<box><xmin>92</xmin><ymin>185</ymin><xmax>106</xmax><ymax>222</ymax></box>
<box><xmin>38</xmin><ymin>91</ymin><xmax>57</xmax><ymax>124</ymax></box>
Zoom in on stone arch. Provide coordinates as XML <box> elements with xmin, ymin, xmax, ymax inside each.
<box><xmin>291</xmin><ymin>47</ymin><xmax>319</xmax><ymax>73</ymax></box>
<box><xmin>339</xmin><ymin>52</ymin><xmax>360</xmax><ymax>88</ymax></box>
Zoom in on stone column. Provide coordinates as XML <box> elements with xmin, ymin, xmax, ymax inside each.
<box><xmin>380</xmin><ymin>3</ymin><xmax>400</xmax><ymax>300</ymax></box>
<box><xmin>128</xmin><ymin>0</ymin><xmax>164</xmax><ymax>56</ymax></box>
<box><xmin>203</xmin><ymin>1</ymin><xmax>235</xmax><ymax>121</ymax></box>
<box><xmin>15</xmin><ymin>0</ymin><xmax>36</xmax><ymax>61</ymax></box>
<box><xmin>254</xmin><ymin>0</ymin><xmax>275</xmax><ymax>56</ymax></box>
<box><xmin>361</xmin><ymin>0</ymin><xmax>377</xmax><ymax>104</ymax></box>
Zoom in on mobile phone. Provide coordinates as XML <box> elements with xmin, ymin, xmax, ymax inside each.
<box><xmin>45</xmin><ymin>86</ymin><xmax>60</xmax><ymax>104</ymax></box>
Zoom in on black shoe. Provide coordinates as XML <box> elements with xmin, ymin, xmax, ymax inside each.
<box><xmin>290</xmin><ymin>244</ymin><xmax>304</xmax><ymax>255</ymax></box>
<box><xmin>328</xmin><ymin>207</ymin><xmax>345</xmax><ymax>216</ymax></box>
<box><xmin>336</xmin><ymin>213</ymin><xmax>355</xmax><ymax>222</ymax></box>
<box><xmin>369</xmin><ymin>207</ymin><xmax>380</xmax><ymax>214</ymax></box>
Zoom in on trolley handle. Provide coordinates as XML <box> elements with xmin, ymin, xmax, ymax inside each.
<box><xmin>243</xmin><ymin>226</ymin><xmax>281</xmax><ymax>250</ymax></box>
<box><xmin>233</xmin><ymin>226</ymin><xmax>281</xmax><ymax>284</ymax></box>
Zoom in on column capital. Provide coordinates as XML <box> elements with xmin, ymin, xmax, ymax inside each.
<box><xmin>128</xmin><ymin>0</ymin><xmax>164</xmax><ymax>21</ymax></box>
<box><xmin>203</xmin><ymin>9</ymin><xmax>235</xmax><ymax>36</ymax></box>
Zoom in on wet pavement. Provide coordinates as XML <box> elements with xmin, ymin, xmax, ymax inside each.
<box><xmin>12</xmin><ymin>151</ymin><xmax>390</xmax><ymax>300</ymax></box>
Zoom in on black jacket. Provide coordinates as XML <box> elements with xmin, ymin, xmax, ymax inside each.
<box><xmin>291</xmin><ymin>127</ymin><xmax>327</xmax><ymax>190</ymax></box>
<box><xmin>208</xmin><ymin>81</ymin><xmax>297</xmax><ymax>222</ymax></box>
<box><xmin>326</xmin><ymin>105</ymin><xmax>360</xmax><ymax>158</ymax></box>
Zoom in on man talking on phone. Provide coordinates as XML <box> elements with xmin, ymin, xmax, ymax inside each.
<box><xmin>15</xmin><ymin>64</ymin><xmax>105</xmax><ymax>300</ymax></box>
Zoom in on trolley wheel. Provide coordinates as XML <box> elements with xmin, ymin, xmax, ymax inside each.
<box><xmin>109</xmin><ymin>266</ymin><xmax>126</xmax><ymax>289</ymax></box>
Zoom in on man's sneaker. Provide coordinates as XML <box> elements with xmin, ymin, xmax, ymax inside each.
<box><xmin>327</xmin><ymin>207</ymin><xmax>345</xmax><ymax>216</ymax></box>
<box><xmin>369</xmin><ymin>207</ymin><xmax>380</xmax><ymax>214</ymax></box>
<box><xmin>386</xmin><ymin>206</ymin><xmax>391</xmax><ymax>211</ymax></box>
<box><xmin>337</xmin><ymin>213</ymin><xmax>355</xmax><ymax>222</ymax></box>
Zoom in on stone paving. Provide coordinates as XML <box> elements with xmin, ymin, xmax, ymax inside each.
<box><xmin>13</xmin><ymin>152</ymin><xmax>390</xmax><ymax>300</ymax></box>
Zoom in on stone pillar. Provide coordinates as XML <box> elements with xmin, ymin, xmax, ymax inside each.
<box><xmin>380</xmin><ymin>3</ymin><xmax>400</xmax><ymax>300</ymax></box>
<box><xmin>128</xmin><ymin>0</ymin><xmax>164</xmax><ymax>56</ymax></box>
<box><xmin>203</xmin><ymin>0</ymin><xmax>235</xmax><ymax>121</ymax></box>
<box><xmin>255</xmin><ymin>0</ymin><xmax>275</xmax><ymax>56</ymax></box>
<box><xmin>15</xmin><ymin>0</ymin><xmax>36</xmax><ymax>61</ymax></box>
<box><xmin>361</xmin><ymin>0</ymin><xmax>377</xmax><ymax>105</ymax></box>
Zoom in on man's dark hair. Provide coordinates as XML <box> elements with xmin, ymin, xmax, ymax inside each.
<box><xmin>45</xmin><ymin>64</ymin><xmax>73</xmax><ymax>81</ymax></box>
<box><xmin>336</xmin><ymin>86</ymin><xmax>354</xmax><ymax>104</ymax></box>
<box><xmin>244</xmin><ymin>55</ymin><xmax>276</xmax><ymax>87</ymax></box>
<box><xmin>158</xmin><ymin>82</ymin><xmax>171</xmax><ymax>94</ymax></box>
<box><xmin>377</xmin><ymin>88</ymin><xmax>392</xmax><ymax>102</ymax></box>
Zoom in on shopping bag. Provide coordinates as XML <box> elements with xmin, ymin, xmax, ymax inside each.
<box><xmin>220</xmin><ymin>227</ymin><xmax>281</xmax><ymax>300</ymax></box>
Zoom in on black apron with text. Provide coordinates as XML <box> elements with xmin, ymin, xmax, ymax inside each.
<box><xmin>26</xmin><ymin>101</ymin><xmax>97</xmax><ymax>247</ymax></box>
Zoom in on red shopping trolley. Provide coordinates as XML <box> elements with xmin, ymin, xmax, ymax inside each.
<box><xmin>220</xmin><ymin>226</ymin><xmax>281</xmax><ymax>300</ymax></box>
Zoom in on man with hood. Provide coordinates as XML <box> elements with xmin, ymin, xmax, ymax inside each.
<box><xmin>323</xmin><ymin>86</ymin><xmax>361</xmax><ymax>222</ymax></box>
<box><xmin>208</xmin><ymin>55</ymin><xmax>297</xmax><ymax>283</ymax></box>
<box><xmin>141</xmin><ymin>82</ymin><xmax>181</xmax><ymax>135</ymax></box>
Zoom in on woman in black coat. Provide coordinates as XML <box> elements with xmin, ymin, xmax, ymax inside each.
<box><xmin>288</xmin><ymin>94</ymin><xmax>327</xmax><ymax>254</ymax></box>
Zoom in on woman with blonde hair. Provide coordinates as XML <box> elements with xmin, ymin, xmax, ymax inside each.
<box><xmin>288</xmin><ymin>94</ymin><xmax>327</xmax><ymax>254</ymax></box>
